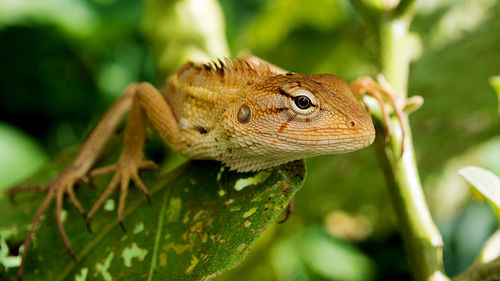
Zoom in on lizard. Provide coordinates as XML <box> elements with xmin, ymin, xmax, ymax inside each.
<box><xmin>8</xmin><ymin>56</ymin><xmax>404</xmax><ymax>280</ymax></box>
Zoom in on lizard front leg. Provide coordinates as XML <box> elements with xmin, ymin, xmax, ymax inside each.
<box><xmin>11</xmin><ymin>82</ymin><xmax>179</xmax><ymax>281</ymax></box>
<box><xmin>86</xmin><ymin>83</ymin><xmax>180</xmax><ymax>231</ymax></box>
<box><xmin>350</xmin><ymin>76</ymin><xmax>407</xmax><ymax>156</ymax></box>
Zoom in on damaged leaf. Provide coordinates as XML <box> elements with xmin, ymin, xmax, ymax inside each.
<box><xmin>0</xmin><ymin>152</ymin><xmax>305</xmax><ymax>281</ymax></box>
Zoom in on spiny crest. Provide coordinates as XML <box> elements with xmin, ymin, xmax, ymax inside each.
<box><xmin>201</xmin><ymin>57</ymin><xmax>277</xmax><ymax>79</ymax></box>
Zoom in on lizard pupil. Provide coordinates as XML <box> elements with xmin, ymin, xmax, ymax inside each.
<box><xmin>294</xmin><ymin>96</ymin><xmax>311</xmax><ymax>109</ymax></box>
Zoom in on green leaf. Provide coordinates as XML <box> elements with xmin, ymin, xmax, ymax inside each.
<box><xmin>459</xmin><ymin>166</ymin><xmax>500</xmax><ymax>221</ymax></box>
<box><xmin>0</xmin><ymin>152</ymin><xmax>305</xmax><ymax>281</ymax></box>
<box><xmin>0</xmin><ymin>123</ymin><xmax>47</xmax><ymax>191</ymax></box>
<box><xmin>477</xmin><ymin>229</ymin><xmax>500</xmax><ymax>264</ymax></box>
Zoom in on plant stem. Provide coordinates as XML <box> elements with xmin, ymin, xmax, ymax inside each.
<box><xmin>393</xmin><ymin>0</ymin><xmax>419</xmax><ymax>18</ymax></box>
<box><xmin>357</xmin><ymin>0</ymin><xmax>450</xmax><ymax>280</ymax></box>
<box><xmin>143</xmin><ymin>0</ymin><xmax>230</xmax><ymax>78</ymax></box>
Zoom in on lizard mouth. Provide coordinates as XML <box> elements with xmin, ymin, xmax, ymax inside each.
<box><xmin>314</xmin><ymin>128</ymin><xmax>375</xmax><ymax>152</ymax></box>
<box><xmin>260</xmin><ymin>125</ymin><xmax>375</xmax><ymax>154</ymax></box>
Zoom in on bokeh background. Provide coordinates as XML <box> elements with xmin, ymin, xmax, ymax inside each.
<box><xmin>0</xmin><ymin>0</ymin><xmax>499</xmax><ymax>280</ymax></box>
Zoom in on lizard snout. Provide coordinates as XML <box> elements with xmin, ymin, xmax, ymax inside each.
<box><xmin>344</xmin><ymin>107</ymin><xmax>376</xmax><ymax>148</ymax></box>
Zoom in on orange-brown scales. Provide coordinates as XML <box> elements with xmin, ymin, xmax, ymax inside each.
<box><xmin>164</xmin><ymin>58</ymin><xmax>375</xmax><ymax>171</ymax></box>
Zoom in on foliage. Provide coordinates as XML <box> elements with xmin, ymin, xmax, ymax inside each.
<box><xmin>0</xmin><ymin>149</ymin><xmax>304</xmax><ymax>280</ymax></box>
<box><xmin>460</xmin><ymin>166</ymin><xmax>500</xmax><ymax>221</ymax></box>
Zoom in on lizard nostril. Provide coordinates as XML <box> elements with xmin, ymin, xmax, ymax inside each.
<box><xmin>349</xmin><ymin>121</ymin><xmax>356</xmax><ymax>127</ymax></box>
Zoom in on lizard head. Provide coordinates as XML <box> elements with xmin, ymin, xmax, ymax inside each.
<box><xmin>227</xmin><ymin>73</ymin><xmax>375</xmax><ymax>161</ymax></box>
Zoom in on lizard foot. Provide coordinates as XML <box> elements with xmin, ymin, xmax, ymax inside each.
<box><xmin>12</xmin><ymin>166</ymin><xmax>88</xmax><ymax>280</ymax></box>
<box><xmin>86</xmin><ymin>158</ymin><xmax>158</xmax><ymax>232</ymax></box>
<box><xmin>350</xmin><ymin>76</ymin><xmax>406</xmax><ymax>157</ymax></box>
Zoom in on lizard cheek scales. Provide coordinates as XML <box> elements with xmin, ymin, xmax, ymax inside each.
<box><xmin>237</xmin><ymin>104</ymin><xmax>251</xmax><ymax>124</ymax></box>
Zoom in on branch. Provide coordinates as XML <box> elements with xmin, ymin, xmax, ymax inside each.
<box><xmin>392</xmin><ymin>0</ymin><xmax>418</xmax><ymax>19</ymax></box>
<box><xmin>352</xmin><ymin>1</ymin><xmax>449</xmax><ymax>280</ymax></box>
<box><xmin>143</xmin><ymin>0</ymin><xmax>230</xmax><ymax>78</ymax></box>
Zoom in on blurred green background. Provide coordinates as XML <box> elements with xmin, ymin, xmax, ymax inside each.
<box><xmin>0</xmin><ymin>0</ymin><xmax>499</xmax><ymax>280</ymax></box>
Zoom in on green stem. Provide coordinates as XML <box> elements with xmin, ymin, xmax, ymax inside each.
<box><xmin>379</xmin><ymin>18</ymin><xmax>411</xmax><ymax>96</ymax></box>
<box><xmin>143</xmin><ymin>0</ymin><xmax>230</xmax><ymax>78</ymax></box>
<box><xmin>374</xmin><ymin>124</ymin><xmax>448</xmax><ymax>281</ymax></box>
<box><xmin>354</xmin><ymin>1</ymin><xmax>450</xmax><ymax>280</ymax></box>
<box><xmin>393</xmin><ymin>0</ymin><xmax>418</xmax><ymax>18</ymax></box>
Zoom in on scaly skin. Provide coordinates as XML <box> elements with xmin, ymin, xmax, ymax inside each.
<box><xmin>166</xmin><ymin>58</ymin><xmax>375</xmax><ymax>171</ymax></box>
<box><xmin>10</xmin><ymin>57</ymin><xmax>382</xmax><ymax>280</ymax></box>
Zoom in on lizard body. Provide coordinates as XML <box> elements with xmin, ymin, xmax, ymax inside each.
<box><xmin>11</xmin><ymin>57</ymin><xmax>384</xmax><ymax>280</ymax></box>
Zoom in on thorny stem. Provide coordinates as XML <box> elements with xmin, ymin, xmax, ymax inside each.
<box><xmin>352</xmin><ymin>0</ymin><xmax>449</xmax><ymax>280</ymax></box>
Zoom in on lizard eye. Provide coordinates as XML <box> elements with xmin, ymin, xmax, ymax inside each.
<box><xmin>294</xmin><ymin>96</ymin><xmax>311</xmax><ymax>109</ymax></box>
<box><xmin>288</xmin><ymin>89</ymin><xmax>318</xmax><ymax>116</ymax></box>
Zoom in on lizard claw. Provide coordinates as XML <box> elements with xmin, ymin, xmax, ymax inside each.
<box><xmin>119</xmin><ymin>221</ymin><xmax>127</xmax><ymax>233</ymax></box>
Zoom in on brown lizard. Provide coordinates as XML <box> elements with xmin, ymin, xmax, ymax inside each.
<box><xmin>9</xmin><ymin>56</ymin><xmax>404</xmax><ymax>280</ymax></box>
